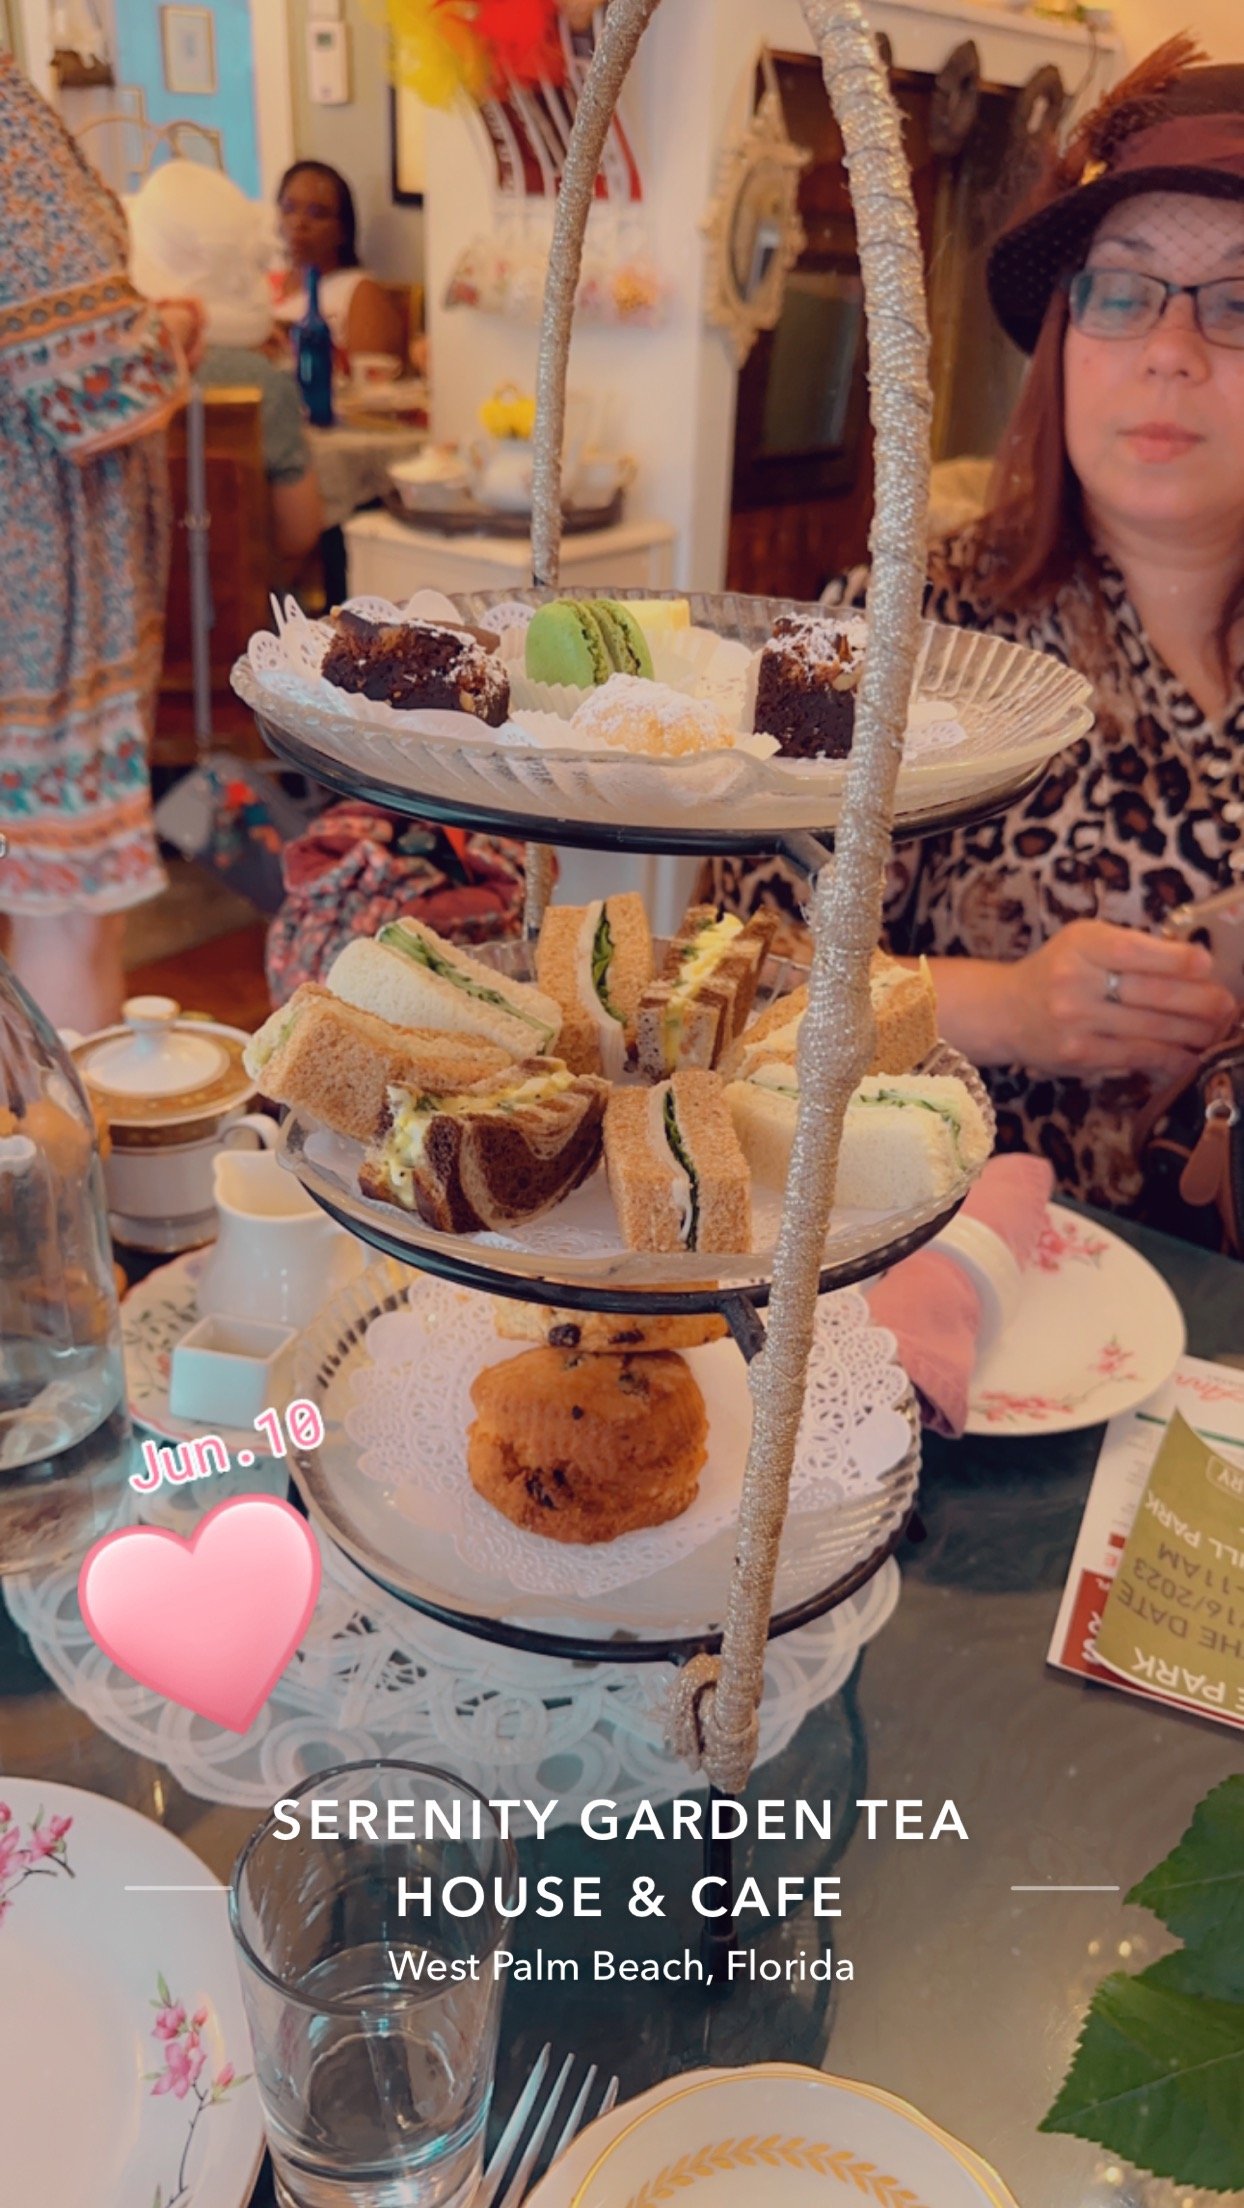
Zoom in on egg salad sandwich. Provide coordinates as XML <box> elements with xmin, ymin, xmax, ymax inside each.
<box><xmin>244</xmin><ymin>986</ymin><xmax>510</xmax><ymax>1145</ymax></box>
<box><xmin>359</xmin><ymin>1059</ymin><xmax>609</xmax><ymax>1233</ymax></box>
<box><xmin>635</xmin><ymin>905</ymin><xmax>776</xmax><ymax>1079</ymax></box>
<box><xmin>604</xmin><ymin>1069</ymin><xmax>751</xmax><ymax>1254</ymax></box>
<box><xmin>328</xmin><ymin>918</ymin><xmax>562</xmax><ymax>1059</ymax></box>
<box><xmin>534</xmin><ymin>893</ymin><xmax>654</xmax><ymax>1078</ymax></box>
<box><xmin>720</xmin><ymin>952</ymin><xmax>938</xmax><ymax>1081</ymax></box>
<box><xmin>726</xmin><ymin>1066</ymin><xmax>991</xmax><ymax>1211</ymax></box>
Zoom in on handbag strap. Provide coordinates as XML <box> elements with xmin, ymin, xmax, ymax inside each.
<box><xmin>1132</xmin><ymin>1023</ymin><xmax>1244</xmax><ymax>1160</ymax></box>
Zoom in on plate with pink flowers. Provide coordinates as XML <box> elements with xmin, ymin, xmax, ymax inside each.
<box><xmin>0</xmin><ymin>1777</ymin><xmax>263</xmax><ymax>2208</ymax></box>
<box><xmin>964</xmin><ymin>1206</ymin><xmax>1186</xmax><ymax>1437</ymax></box>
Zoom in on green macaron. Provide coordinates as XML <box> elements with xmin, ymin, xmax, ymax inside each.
<box><xmin>589</xmin><ymin>600</ymin><xmax>655</xmax><ymax>680</ymax></box>
<box><xmin>525</xmin><ymin>601</ymin><xmax>611</xmax><ymax>687</ymax></box>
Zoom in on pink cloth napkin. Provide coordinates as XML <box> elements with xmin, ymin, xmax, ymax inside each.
<box><xmin>865</xmin><ymin>1154</ymin><xmax>1055</xmax><ymax>1437</ymax></box>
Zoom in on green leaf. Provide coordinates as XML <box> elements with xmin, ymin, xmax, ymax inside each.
<box><xmin>1143</xmin><ymin>1947</ymin><xmax>1244</xmax><ymax>2007</ymax></box>
<box><xmin>1128</xmin><ymin>1774</ymin><xmax>1244</xmax><ymax>1996</ymax></box>
<box><xmin>156</xmin><ymin>1972</ymin><xmax>171</xmax><ymax>2007</ymax></box>
<box><xmin>1039</xmin><ymin>1969</ymin><xmax>1244</xmax><ymax>2190</ymax></box>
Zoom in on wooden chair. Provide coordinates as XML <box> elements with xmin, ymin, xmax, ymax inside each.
<box><xmin>154</xmin><ymin>388</ymin><xmax>272</xmax><ymax>766</ymax></box>
<box><xmin>377</xmin><ymin>281</ymin><xmax>414</xmax><ymax>367</ymax></box>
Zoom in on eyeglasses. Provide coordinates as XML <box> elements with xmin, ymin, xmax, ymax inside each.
<box><xmin>278</xmin><ymin>197</ymin><xmax>338</xmax><ymax>225</ymax></box>
<box><xmin>1067</xmin><ymin>266</ymin><xmax>1244</xmax><ymax>349</ymax></box>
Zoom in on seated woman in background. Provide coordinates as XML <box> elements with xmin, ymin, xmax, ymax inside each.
<box><xmin>128</xmin><ymin>161</ymin><xmax>323</xmax><ymax>566</ymax></box>
<box><xmin>273</xmin><ymin>161</ymin><xmax>405</xmax><ymax>364</ymax></box>
<box><xmin>712</xmin><ymin>41</ymin><xmax>1244</xmax><ymax>1215</ymax></box>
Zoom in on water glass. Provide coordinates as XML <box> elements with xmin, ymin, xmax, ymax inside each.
<box><xmin>230</xmin><ymin>1760</ymin><xmax>518</xmax><ymax>2208</ymax></box>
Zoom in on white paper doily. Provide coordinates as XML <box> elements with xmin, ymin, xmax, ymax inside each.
<box><xmin>343</xmin><ymin>1279</ymin><xmax>909</xmax><ymax>1601</ymax></box>
<box><xmin>3</xmin><ymin>1528</ymin><xmax>900</xmax><ymax>1828</ymax></box>
<box><xmin>247</xmin><ymin>597</ymin><xmax>964</xmax><ymax>773</ymax></box>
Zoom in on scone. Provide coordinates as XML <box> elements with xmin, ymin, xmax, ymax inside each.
<box><xmin>468</xmin><ymin>1348</ymin><xmax>708</xmax><ymax>1544</ymax></box>
<box><xmin>490</xmin><ymin>1298</ymin><xmax>727</xmax><ymax>1353</ymax></box>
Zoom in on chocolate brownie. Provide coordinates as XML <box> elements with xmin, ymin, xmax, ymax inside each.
<box><xmin>321</xmin><ymin>612</ymin><xmax>510</xmax><ymax>724</ymax></box>
<box><xmin>753</xmin><ymin>615</ymin><xmax>865</xmax><ymax>759</ymax></box>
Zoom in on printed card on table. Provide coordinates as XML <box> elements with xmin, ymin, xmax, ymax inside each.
<box><xmin>1048</xmin><ymin>1355</ymin><xmax>1244</xmax><ymax>1732</ymax></box>
<box><xmin>1092</xmin><ymin>1410</ymin><xmax>1244</xmax><ymax>1724</ymax></box>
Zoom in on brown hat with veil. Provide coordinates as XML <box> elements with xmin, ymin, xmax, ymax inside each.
<box><xmin>987</xmin><ymin>39</ymin><xmax>1244</xmax><ymax>354</ymax></box>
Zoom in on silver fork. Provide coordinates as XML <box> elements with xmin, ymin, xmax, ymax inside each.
<box><xmin>475</xmin><ymin>2045</ymin><xmax>620</xmax><ymax>2208</ymax></box>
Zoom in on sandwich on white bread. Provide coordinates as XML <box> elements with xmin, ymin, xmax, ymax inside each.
<box><xmin>726</xmin><ymin>1067</ymin><xmax>991</xmax><ymax>1211</ymax></box>
<box><xmin>244</xmin><ymin>985</ymin><xmax>511</xmax><ymax>1144</ymax></box>
<box><xmin>719</xmin><ymin>953</ymin><xmax>938</xmax><ymax>1081</ymax></box>
<box><xmin>604</xmin><ymin>1068</ymin><xmax>751</xmax><ymax>1253</ymax></box>
<box><xmin>359</xmin><ymin>1058</ymin><xmax>608</xmax><ymax>1233</ymax></box>
<box><xmin>635</xmin><ymin>905</ymin><xmax>776</xmax><ymax>1078</ymax></box>
<box><xmin>328</xmin><ymin>918</ymin><xmax>562</xmax><ymax>1059</ymax></box>
<box><xmin>535</xmin><ymin>892</ymin><xmax>653</xmax><ymax>1078</ymax></box>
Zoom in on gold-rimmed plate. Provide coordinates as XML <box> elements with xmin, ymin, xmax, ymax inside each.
<box><xmin>525</xmin><ymin>2063</ymin><xmax>1019</xmax><ymax>2208</ymax></box>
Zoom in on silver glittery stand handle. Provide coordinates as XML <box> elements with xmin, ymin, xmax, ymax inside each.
<box><xmin>524</xmin><ymin>0</ymin><xmax>663</xmax><ymax>932</ymax></box>
<box><xmin>672</xmin><ymin>0</ymin><xmax>932</xmax><ymax>1793</ymax></box>
<box><xmin>528</xmin><ymin>0</ymin><xmax>931</xmax><ymax>1793</ymax></box>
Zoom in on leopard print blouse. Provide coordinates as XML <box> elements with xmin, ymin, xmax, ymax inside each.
<box><xmin>706</xmin><ymin>536</ymin><xmax>1244</xmax><ymax>1212</ymax></box>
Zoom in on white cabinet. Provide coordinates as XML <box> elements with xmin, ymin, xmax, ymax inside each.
<box><xmin>343</xmin><ymin>512</ymin><xmax>677</xmax><ymax>601</ymax></box>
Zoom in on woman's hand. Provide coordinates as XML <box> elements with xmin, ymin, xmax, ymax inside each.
<box><xmin>1007</xmin><ymin>919</ymin><xmax>1237</xmax><ymax>1079</ymax></box>
<box><xmin>157</xmin><ymin>297</ymin><xmax>206</xmax><ymax>372</ymax></box>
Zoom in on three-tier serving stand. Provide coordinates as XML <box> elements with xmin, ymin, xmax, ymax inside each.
<box><xmin>234</xmin><ymin>0</ymin><xmax>1084</xmax><ymax>1967</ymax></box>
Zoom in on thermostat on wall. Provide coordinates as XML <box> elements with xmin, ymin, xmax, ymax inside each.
<box><xmin>307</xmin><ymin>21</ymin><xmax>350</xmax><ymax>105</ymax></box>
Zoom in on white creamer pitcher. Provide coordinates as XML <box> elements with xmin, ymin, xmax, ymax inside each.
<box><xmin>195</xmin><ymin>1150</ymin><xmax>364</xmax><ymax>1332</ymax></box>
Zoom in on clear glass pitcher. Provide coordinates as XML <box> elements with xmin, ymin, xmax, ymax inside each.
<box><xmin>0</xmin><ymin>956</ymin><xmax>130</xmax><ymax>1571</ymax></box>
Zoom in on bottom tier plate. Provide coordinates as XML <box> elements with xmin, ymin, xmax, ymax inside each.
<box><xmin>289</xmin><ymin>1262</ymin><xmax>921</xmax><ymax>1654</ymax></box>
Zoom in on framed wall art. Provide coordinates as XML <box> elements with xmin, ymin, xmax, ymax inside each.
<box><xmin>160</xmin><ymin>5</ymin><xmax>217</xmax><ymax>99</ymax></box>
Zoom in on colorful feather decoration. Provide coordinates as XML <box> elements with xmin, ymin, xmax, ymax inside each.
<box><xmin>384</xmin><ymin>0</ymin><xmax>490</xmax><ymax>108</ymax></box>
<box><xmin>1057</xmin><ymin>33</ymin><xmax>1207</xmax><ymax>188</ymax></box>
<box><xmin>474</xmin><ymin>0</ymin><xmax>566</xmax><ymax>88</ymax></box>
<box><xmin>381</xmin><ymin>0</ymin><xmax>567</xmax><ymax>106</ymax></box>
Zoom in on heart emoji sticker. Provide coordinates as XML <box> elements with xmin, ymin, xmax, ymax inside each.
<box><xmin>79</xmin><ymin>1496</ymin><xmax>321</xmax><ymax>1733</ymax></box>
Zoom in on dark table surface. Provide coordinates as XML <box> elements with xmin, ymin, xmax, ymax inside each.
<box><xmin>3</xmin><ymin>1210</ymin><xmax>1243</xmax><ymax>2207</ymax></box>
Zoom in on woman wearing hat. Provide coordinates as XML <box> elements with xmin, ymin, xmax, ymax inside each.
<box><xmin>718</xmin><ymin>39</ymin><xmax>1244</xmax><ymax>1214</ymax></box>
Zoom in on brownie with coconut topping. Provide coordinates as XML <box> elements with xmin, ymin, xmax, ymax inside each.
<box><xmin>322</xmin><ymin>611</ymin><xmax>510</xmax><ymax>724</ymax></box>
<box><xmin>752</xmin><ymin>614</ymin><xmax>865</xmax><ymax>758</ymax></box>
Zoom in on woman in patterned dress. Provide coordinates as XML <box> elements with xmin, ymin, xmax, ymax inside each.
<box><xmin>0</xmin><ymin>57</ymin><xmax>198</xmax><ymax>1030</ymax></box>
<box><xmin>711</xmin><ymin>44</ymin><xmax>1244</xmax><ymax>1214</ymax></box>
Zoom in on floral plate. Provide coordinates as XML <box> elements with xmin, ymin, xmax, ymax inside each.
<box><xmin>964</xmin><ymin>1205</ymin><xmax>1186</xmax><ymax>1437</ymax></box>
<box><xmin>525</xmin><ymin>2064</ymin><xmax>1017</xmax><ymax>2208</ymax></box>
<box><xmin>0</xmin><ymin>1777</ymin><xmax>263</xmax><ymax>2208</ymax></box>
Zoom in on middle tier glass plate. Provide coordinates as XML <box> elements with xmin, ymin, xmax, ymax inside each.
<box><xmin>276</xmin><ymin>942</ymin><xmax>995</xmax><ymax>1297</ymax></box>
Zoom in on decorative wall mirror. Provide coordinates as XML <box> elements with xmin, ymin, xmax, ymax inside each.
<box><xmin>702</xmin><ymin>50</ymin><xmax>809</xmax><ymax>367</ymax></box>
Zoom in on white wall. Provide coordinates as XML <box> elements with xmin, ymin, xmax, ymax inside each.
<box><xmin>286</xmin><ymin>0</ymin><xmax>424</xmax><ymax>285</ymax></box>
<box><xmin>424</xmin><ymin>0</ymin><xmax>1119</xmax><ymax>589</ymax></box>
<box><xmin>1112</xmin><ymin>0</ymin><xmax>1242</xmax><ymax>64</ymax></box>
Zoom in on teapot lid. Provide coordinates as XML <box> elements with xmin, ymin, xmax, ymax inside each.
<box><xmin>73</xmin><ymin>997</ymin><xmax>255</xmax><ymax>1136</ymax></box>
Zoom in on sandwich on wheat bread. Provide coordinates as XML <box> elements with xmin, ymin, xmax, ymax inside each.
<box><xmin>329</xmin><ymin>918</ymin><xmax>562</xmax><ymax>1059</ymax></box>
<box><xmin>635</xmin><ymin>905</ymin><xmax>776</xmax><ymax>1078</ymax></box>
<box><xmin>535</xmin><ymin>892</ymin><xmax>653</xmax><ymax>1077</ymax></box>
<box><xmin>360</xmin><ymin>1059</ymin><xmax>609</xmax><ymax>1233</ymax></box>
<box><xmin>604</xmin><ymin>1069</ymin><xmax>751</xmax><ymax>1253</ymax></box>
<box><xmin>244</xmin><ymin>985</ymin><xmax>511</xmax><ymax>1144</ymax></box>
<box><xmin>727</xmin><ymin>1065</ymin><xmax>991</xmax><ymax>1211</ymax></box>
<box><xmin>720</xmin><ymin>952</ymin><xmax>938</xmax><ymax>1081</ymax></box>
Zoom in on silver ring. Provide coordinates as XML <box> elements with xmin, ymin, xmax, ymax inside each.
<box><xmin>1104</xmin><ymin>969</ymin><xmax>1123</xmax><ymax>1005</ymax></box>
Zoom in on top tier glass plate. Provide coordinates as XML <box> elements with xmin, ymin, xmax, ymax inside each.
<box><xmin>234</xmin><ymin>590</ymin><xmax>1092</xmax><ymax>847</ymax></box>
